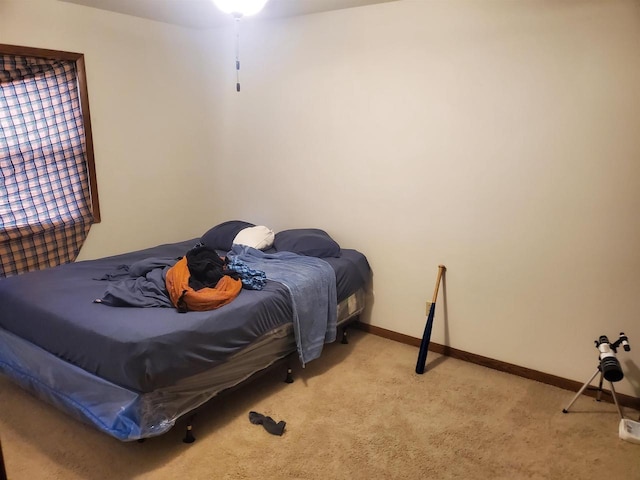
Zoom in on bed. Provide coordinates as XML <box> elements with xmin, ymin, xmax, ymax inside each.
<box><xmin>0</xmin><ymin>223</ymin><xmax>371</xmax><ymax>442</ymax></box>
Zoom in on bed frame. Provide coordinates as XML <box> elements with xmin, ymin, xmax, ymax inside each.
<box><xmin>178</xmin><ymin>313</ymin><xmax>360</xmax><ymax>444</ymax></box>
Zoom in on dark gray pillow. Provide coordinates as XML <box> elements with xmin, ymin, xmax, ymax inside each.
<box><xmin>200</xmin><ymin>220</ymin><xmax>255</xmax><ymax>251</ymax></box>
<box><xmin>274</xmin><ymin>229</ymin><xmax>341</xmax><ymax>258</ymax></box>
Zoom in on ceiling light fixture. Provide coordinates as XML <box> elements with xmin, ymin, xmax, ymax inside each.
<box><xmin>212</xmin><ymin>0</ymin><xmax>269</xmax><ymax>17</ymax></box>
<box><xmin>211</xmin><ymin>0</ymin><xmax>270</xmax><ymax>92</ymax></box>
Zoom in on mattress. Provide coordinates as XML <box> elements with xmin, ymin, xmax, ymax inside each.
<box><xmin>0</xmin><ymin>239</ymin><xmax>370</xmax><ymax>394</ymax></box>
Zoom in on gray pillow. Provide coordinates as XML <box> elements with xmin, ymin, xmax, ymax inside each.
<box><xmin>274</xmin><ymin>229</ymin><xmax>341</xmax><ymax>258</ymax></box>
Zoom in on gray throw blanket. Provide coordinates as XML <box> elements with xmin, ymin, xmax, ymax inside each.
<box><xmin>229</xmin><ymin>245</ymin><xmax>337</xmax><ymax>366</ymax></box>
<box><xmin>95</xmin><ymin>257</ymin><xmax>178</xmax><ymax>308</ymax></box>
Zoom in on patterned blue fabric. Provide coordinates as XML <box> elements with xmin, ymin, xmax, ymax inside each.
<box><xmin>226</xmin><ymin>257</ymin><xmax>267</xmax><ymax>290</ymax></box>
<box><xmin>0</xmin><ymin>54</ymin><xmax>93</xmax><ymax>277</ymax></box>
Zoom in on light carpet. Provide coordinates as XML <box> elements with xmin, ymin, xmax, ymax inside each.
<box><xmin>0</xmin><ymin>330</ymin><xmax>638</xmax><ymax>479</ymax></box>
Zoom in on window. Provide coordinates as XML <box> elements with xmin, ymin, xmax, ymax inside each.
<box><xmin>0</xmin><ymin>44</ymin><xmax>99</xmax><ymax>277</ymax></box>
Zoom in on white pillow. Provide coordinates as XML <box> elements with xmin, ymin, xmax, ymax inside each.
<box><xmin>232</xmin><ymin>225</ymin><xmax>275</xmax><ymax>250</ymax></box>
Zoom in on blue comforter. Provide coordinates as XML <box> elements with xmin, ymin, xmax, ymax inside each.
<box><xmin>229</xmin><ymin>245</ymin><xmax>337</xmax><ymax>366</ymax></box>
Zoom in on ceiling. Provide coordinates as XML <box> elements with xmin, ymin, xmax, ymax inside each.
<box><xmin>59</xmin><ymin>0</ymin><xmax>399</xmax><ymax>29</ymax></box>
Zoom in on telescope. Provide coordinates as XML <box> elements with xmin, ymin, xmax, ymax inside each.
<box><xmin>595</xmin><ymin>333</ymin><xmax>630</xmax><ymax>383</ymax></box>
<box><xmin>562</xmin><ymin>332</ymin><xmax>631</xmax><ymax>419</ymax></box>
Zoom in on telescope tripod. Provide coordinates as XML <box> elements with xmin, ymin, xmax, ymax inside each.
<box><xmin>562</xmin><ymin>365</ymin><xmax>623</xmax><ymax>419</ymax></box>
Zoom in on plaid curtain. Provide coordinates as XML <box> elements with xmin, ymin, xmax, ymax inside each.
<box><xmin>0</xmin><ymin>54</ymin><xmax>94</xmax><ymax>277</ymax></box>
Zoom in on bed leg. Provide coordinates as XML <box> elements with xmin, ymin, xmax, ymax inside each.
<box><xmin>341</xmin><ymin>326</ymin><xmax>349</xmax><ymax>344</ymax></box>
<box><xmin>0</xmin><ymin>438</ymin><xmax>7</xmax><ymax>480</ymax></box>
<box><xmin>285</xmin><ymin>367</ymin><xmax>294</xmax><ymax>384</ymax></box>
<box><xmin>183</xmin><ymin>416</ymin><xmax>196</xmax><ymax>444</ymax></box>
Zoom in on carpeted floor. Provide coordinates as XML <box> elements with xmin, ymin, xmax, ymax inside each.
<box><xmin>0</xmin><ymin>329</ymin><xmax>638</xmax><ymax>479</ymax></box>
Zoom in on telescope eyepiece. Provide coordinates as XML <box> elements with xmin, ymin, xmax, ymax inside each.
<box><xmin>620</xmin><ymin>332</ymin><xmax>631</xmax><ymax>352</ymax></box>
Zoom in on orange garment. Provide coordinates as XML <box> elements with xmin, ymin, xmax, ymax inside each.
<box><xmin>166</xmin><ymin>256</ymin><xmax>241</xmax><ymax>312</ymax></box>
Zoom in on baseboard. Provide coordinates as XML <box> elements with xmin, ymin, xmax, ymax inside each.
<box><xmin>353</xmin><ymin>322</ymin><xmax>640</xmax><ymax>411</ymax></box>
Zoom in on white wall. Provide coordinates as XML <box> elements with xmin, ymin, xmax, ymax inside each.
<box><xmin>199</xmin><ymin>0</ymin><xmax>640</xmax><ymax>397</ymax></box>
<box><xmin>0</xmin><ymin>0</ymin><xmax>222</xmax><ymax>257</ymax></box>
<box><xmin>1</xmin><ymin>0</ymin><xmax>639</xmax><ymax>398</ymax></box>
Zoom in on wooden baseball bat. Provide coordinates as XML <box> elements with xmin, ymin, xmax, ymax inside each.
<box><xmin>415</xmin><ymin>264</ymin><xmax>446</xmax><ymax>374</ymax></box>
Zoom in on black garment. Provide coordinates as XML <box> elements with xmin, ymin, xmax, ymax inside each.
<box><xmin>249</xmin><ymin>411</ymin><xmax>286</xmax><ymax>436</ymax></box>
<box><xmin>185</xmin><ymin>245</ymin><xmax>227</xmax><ymax>291</ymax></box>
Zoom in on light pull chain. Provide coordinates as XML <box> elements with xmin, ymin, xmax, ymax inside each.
<box><xmin>234</xmin><ymin>15</ymin><xmax>241</xmax><ymax>92</ymax></box>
